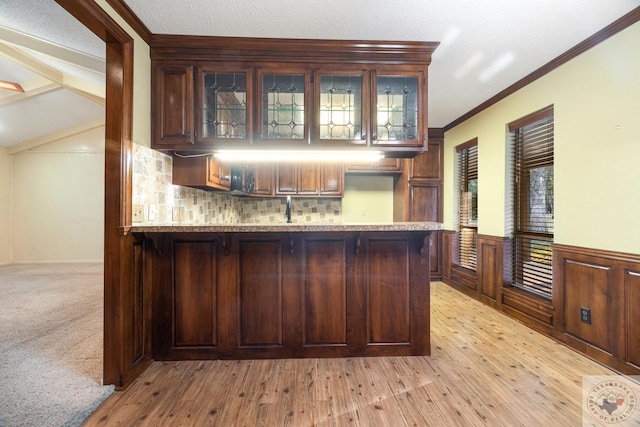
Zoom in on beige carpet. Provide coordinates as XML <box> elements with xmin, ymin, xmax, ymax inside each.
<box><xmin>0</xmin><ymin>263</ymin><xmax>114</xmax><ymax>427</ymax></box>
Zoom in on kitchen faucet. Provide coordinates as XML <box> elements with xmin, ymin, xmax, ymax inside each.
<box><xmin>285</xmin><ymin>196</ymin><xmax>292</xmax><ymax>223</ymax></box>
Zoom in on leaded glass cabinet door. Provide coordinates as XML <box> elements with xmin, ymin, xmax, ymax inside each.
<box><xmin>372</xmin><ymin>71</ymin><xmax>426</xmax><ymax>148</ymax></box>
<box><xmin>197</xmin><ymin>67</ymin><xmax>253</xmax><ymax>145</ymax></box>
<box><xmin>314</xmin><ymin>69</ymin><xmax>369</xmax><ymax>145</ymax></box>
<box><xmin>257</xmin><ymin>68</ymin><xmax>310</xmax><ymax>144</ymax></box>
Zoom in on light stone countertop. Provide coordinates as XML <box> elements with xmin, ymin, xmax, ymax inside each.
<box><xmin>128</xmin><ymin>222</ymin><xmax>443</xmax><ymax>233</ymax></box>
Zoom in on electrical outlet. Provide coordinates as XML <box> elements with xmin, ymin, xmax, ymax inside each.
<box><xmin>361</xmin><ymin>208</ymin><xmax>367</xmax><ymax>216</ymax></box>
<box><xmin>580</xmin><ymin>307</ymin><xmax>591</xmax><ymax>324</ymax></box>
<box><xmin>132</xmin><ymin>204</ymin><xmax>144</xmax><ymax>222</ymax></box>
<box><xmin>172</xmin><ymin>207</ymin><xmax>181</xmax><ymax>221</ymax></box>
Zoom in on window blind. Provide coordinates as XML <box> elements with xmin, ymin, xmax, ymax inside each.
<box><xmin>509</xmin><ymin>106</ymin><xmax>554</xmax><ymax>299</ymax></box>
<box><xmin>456</xmin><ymin>139</ymin><xmax>478</xmax><ymax>271</ymax></box>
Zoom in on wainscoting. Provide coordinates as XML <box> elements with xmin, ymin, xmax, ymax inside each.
<box><xmin>442</xmin><ymin>230</ymin><xmax>640</xmax><ymax>375</ymax></box>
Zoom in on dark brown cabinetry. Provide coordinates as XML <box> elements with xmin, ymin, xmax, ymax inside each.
<box><xmin>151</xmin><ymin>37</ymin><xmax>437</xmax><ymax>155</ymax></box>
<box><xmin>172</xmin><ymin>155</ymin><xmax>231</xmax><ymax>190</ymax></box>
<box><xmin>152</xmin><ymin>65</ymin><xmax>194</xmax><ymax>148</ymax></box>
<box><xmin>313</xmin><ymin>67</ymin><xmax>426</xmax><ymax>150</ymax></box>
<box><xmin>249</xmin><ymin>163</ymin><xmax>274</xmax><ymax>197</ymax></box>
<box><xmin>148</xmin><ymin>230</ymin><xmax>432</xmax><ymax>360</ymax></box>
<box><xmin>275</xmin><ymin>163</ymin><xmax>344</xmax><ymax>197</ymax></box>
<box><xmin>345</xmin><ymin>158</ymin><xmax>403</xmax><ymax>174</ymax></box>
<box><xmin>196</xmin><ymin>67</ymin><xmax>253</xmax><ymax>144</ymax></box>
<box><xmin>394</xmin><ymin>129</ymin><xmax>444</xmax><ymax>278</ymax></box>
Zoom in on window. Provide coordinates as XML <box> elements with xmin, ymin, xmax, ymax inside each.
<box><xmin>508</xmin><ymin>106</ymin><xmax>554</xmax><ymax>299</ymax></box>
<box><xmin>456</xmin><ymin>138</ymin><xmax>478</xmax><ymax>270</ymax></box>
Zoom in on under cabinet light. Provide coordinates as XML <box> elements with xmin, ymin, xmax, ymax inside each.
<box><xmin>214</xmin><ymin>149</ymin><xmax>385</xmax><ymax>162</ymax></box>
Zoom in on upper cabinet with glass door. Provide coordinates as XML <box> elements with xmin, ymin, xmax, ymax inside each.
<box><xmin>197</xmin><ymin>67</ymin><xmax>253</xmax><ymax>146</ymax></box>
<box><xmin>256</xmin><ymin>68</ymin><xmax>310</xmax><ymax>145</ymax></box>
<box><xmin>150</xmin><ymin>37</ymin><xmax>437</xmax><ymax>154</ymax></box>
<box><xmin>313</xmin><ymin>67</ymin><xmax>425</xmax><ymax>151</ymax></box>
<box><xmin>314</xmin><ymin>69</ymin><xmax>369</xmax><ymax>146</ymax></box>
<box><xmin>372</xmin><ymin>70</ymin><xmax>425</xmax><ymax>149</ymax></box>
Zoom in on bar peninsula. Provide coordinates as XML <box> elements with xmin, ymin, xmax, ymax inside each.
<box><xmin>129</xmin><ymin>222</ymin><xmax>442</xmax><ymax>360</ymax></box>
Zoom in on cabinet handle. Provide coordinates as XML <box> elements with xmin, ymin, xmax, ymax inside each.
<box><xmin>372</xmin><ymin>134</ymin><xmax>378</xmax><ymax>141</ymax></box>
<box><xmin>361</xmin><ymin>134</ymin><xmax>367</xmax><ymax>140</ymax></box>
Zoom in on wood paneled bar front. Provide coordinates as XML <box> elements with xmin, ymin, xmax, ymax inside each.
<box><xmin>130</xmin><ymin>223</ymin><xmax>441</xmax><ymax>361</ymax></box>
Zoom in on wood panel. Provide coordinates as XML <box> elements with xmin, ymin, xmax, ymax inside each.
<box><xmin>554</xmin><ymin>244</ymin><xmax>640</xmax><ymax>374</ymax></box>
<box><xmin>409</xmin><ymin>183</ymin><xmax>442</xmax><ymax>279</ymax></box>
<box><xmin>501</xmin><ymin>287</ymin><xmax>553</xmax><ymax>330</ymax></box>
<box><xmin>303</xmin><ymin>239</ymin><xmax>347</xmax><ymax>346</ymax></box>
<box><xmin>319</xmin><ymin>163</ymin><xmax>344</xmax><ymax>197</ymax></box>
<box><xmin>153</xmin><ymin>65</ymin><xmax>194</xmax><ymax>146</ymax></box>
<box><xmin>148</xmin><ymin>231</ymin><xmax>431</xmax><ymax>360</ymax></box>
<box><xmin>477</xmin><ymin>235</ymin><xmax>504</xmax><ymax>303</ymax></box>
<box><xmin>366</xmin><ymin>238</ymin><xmax>410</xmax><ymax>344</ymax></box>
<box><xmin>275</xmin><ymin>163</ymin><xmax>297</xmax><ymax>195</ymax></box>
<box><xmin>239</xmin><ymin>240</ymin><xmax>283</xmax><ymax>347</ymax></box>
<box><xmin>297</xmin><ymin>163</ymin><xmax>320</xmax><ymax>196</ymax></box>
<box><xmin>173</xmin><ymin>241</ymin><xmax>217</xmax><ymax>348</ymax></box>
<box><xmin>441</xmin><ymin>230</ymin><xmax>452</xmax><ymax>283</ymax></box>
<box><xmin>130</xmin><ymin>241</ymin><xmax>147</xmax><ymax>363</ymax></box>
<box><xmin>563</xmin><ymin>260</ymin><xmax>612</xmax><ymax>353</ymax></box>
<box><xmin>252</xmin><ymin>163</ymin><xmax>274</xmax><ymax>196</ymax></box>
<box><xmin>626</xmin><ymin>270</ymin><xmax>640</xmax><ymax>367</ymax></box>
<box><xmin>410</xmin><ymin>140</ymin><xmax>442</xmax><ymax>180</ymax></box>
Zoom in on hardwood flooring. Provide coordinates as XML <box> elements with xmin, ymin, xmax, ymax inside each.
<box><xmin>83</xmin><ymin>282</ymin><xmax>618</xmax><ymax>426</ymax></box>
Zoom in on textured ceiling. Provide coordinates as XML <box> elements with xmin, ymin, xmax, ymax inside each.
<box><xmin>0</xmin><ymin>0</ymin><xmax>639</xmax><ymax>148</ymax></box>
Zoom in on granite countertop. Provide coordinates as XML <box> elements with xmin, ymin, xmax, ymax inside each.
<box><xmin>128</xmin><ymin>222</ymin><xmax>443</xmax><ymax>233</ymax></box>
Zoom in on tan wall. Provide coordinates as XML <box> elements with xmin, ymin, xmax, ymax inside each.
<box><xmin>0</xmin><ymin>147</ymin><xmax>11</xmax><ymax>264</ymax></box>
<box><xmin>10</xmin><ymin>128</ymin><xmax>105</xmax><ymax>262</ymax></box>
<box><xmin>444</xmin><ymin>21</ymin><xmax>640</xmax><ymax>255</ymax></box>
<box><xmin>342</xmin><ymin>175</ymin><xmax>394</xmax><ymax>223</ymax></box>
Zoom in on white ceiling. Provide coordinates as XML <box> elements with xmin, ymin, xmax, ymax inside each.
<box><xmin>1</xmin><ymin>0</ymin><xmax>639</xmax><ymax>148</ymax></box>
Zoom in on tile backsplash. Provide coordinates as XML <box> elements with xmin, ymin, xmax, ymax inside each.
<box><xmin>132</xmin><ymin>144</ymin><xmax>342</xmax><ymax>225</ymax></box>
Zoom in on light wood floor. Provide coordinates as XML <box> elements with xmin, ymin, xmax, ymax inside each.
<box><xmin>84</xmin><ymin>282</ymin><xmax>617</xmax><ymax>426</ymax></box>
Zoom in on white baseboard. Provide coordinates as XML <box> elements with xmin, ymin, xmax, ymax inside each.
<box><xmin>4</xmin><ymin>260</ymin><xmax>104</xmax><ymax>265</ymax></box>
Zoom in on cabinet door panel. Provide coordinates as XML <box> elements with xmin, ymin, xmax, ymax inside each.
<box><xmin>410</xmin><ymin>184</ymin><xmax>440</xmax><ymax>222</ymax></box>
<box><xmin>154</xmin><ymin>65</ymin><xmax>194</xmax><ymax>146</ymax></box>
<box><xmin>252</xmin><ymin>164</ymin><xmax>274</xmax><ymax>196</ymax></box>
<box><xmin>372</xmin><ymin>71</ymin><xmax>425</xmax><ymax>148</ymax></box>
<box><xmin>239</xmin><ymin>240</ymin><xmax>283</xmax><ymax>347</ymax></box>
<box><xmin>366</xmin><ymin>238</ymin><xmax>410</xmax><ymax>344</ymax></box>
<box><xmin>198</xmin><ymin>69</ymin><xmax>250</xmax><ymax>143</ymax></box>
<box><xmin>320</xmin><ymin>163</ymin><xmax>343</xmax><ymax>196</ymax></box>
<box><xmin>304</xmin><ymin>239</ymin><xmax>348</xmax><ymax>346</ymax></box>
<box><xmin>411</xmin><ymin>141</ymin><xmax>442</xmax><ymax>180</ymax></box>
<box><xmin>315</xmin><ymin>70</ymin><xmax>368</xmax><ymax>145</ymax></box>
<box><xmin>258</xmin><ymin>69</ymin><xmax>309</xmax><ymax>142</ymax></box>
<box><xmin>297</xmin><ymin>163</ymin><xmax>320</xmax><ymax>196</ymax></box>
<box><xmin>275</xmin><ymin>163</ymin><xmax>297</xmax><ymax>195</ymax></box>
<box><xmin>410</xmin><ymin>183</ymin><xmax>442</xmax><ymax>277</ymax></box>
<box><xmin>173</xmin><ymin>241</ymin><xmax>217</xmax><ymax>347</ymax></box>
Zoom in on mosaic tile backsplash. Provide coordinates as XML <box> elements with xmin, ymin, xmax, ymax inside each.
<box><xmin>132</xmin><ymin>144</ymin><xmax>342</xmax><ymax>225</ymax></box>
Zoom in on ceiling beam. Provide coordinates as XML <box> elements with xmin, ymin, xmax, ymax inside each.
<box><xmin>0</xmin><ymin>41</ymin><xmax>104</xmax><ymax>106</ymax></box>
<box><xmin>0</xmin><ymin>76</ymin><xmax>60</xmax><ymax>106</ymax></box>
